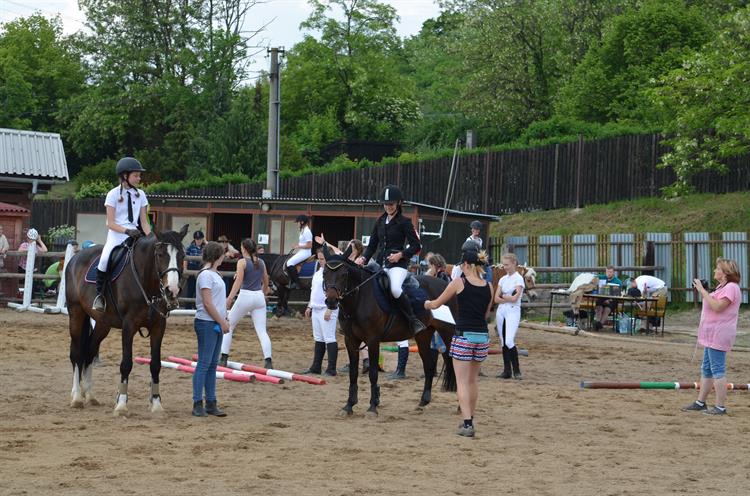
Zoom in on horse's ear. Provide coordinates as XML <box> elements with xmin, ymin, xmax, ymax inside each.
<box><xmin>322</xmin><ymin>244</ymin><xmax>331</xmax><ymax>260</ymax></box>
<box><xmin>179</xmin><ymin>224</ymin><xmax>189</xmax><ymax>240</ymax></box>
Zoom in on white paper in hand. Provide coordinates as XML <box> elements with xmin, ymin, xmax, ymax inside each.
<box><xmin>431</xmin><ymin>304</ymin><xmax>455</xmax><ymax>325</ymax></box>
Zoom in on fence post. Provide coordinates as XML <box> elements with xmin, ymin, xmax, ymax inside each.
<box><xmin>8</xmin><ymin>241</ymin><xmax>44</xmax><ymax>312</ymax></box>
<box><xmin>482</xmin><ymin>153</ymin><xmax>490</xmax><ymax>213</ymax></box>
<box><xmin>576</xmin><ymin>134</ymin><xmax>583</xmax><ymax>209</ymax></box>
<box><xmin>553</xmin><ymin>144</ymin><xmax>559</xmax><ymax>209</ymax></box>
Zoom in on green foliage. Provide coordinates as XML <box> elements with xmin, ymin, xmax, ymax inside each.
<box><xmin>144</xmin><ymin>172</ymin><xmax>251</xmax><ymax>194</ymax></box>
<box><xmin>75</xmin><ymin>179</ymin><xmax>113</xmax><ymax>199</ymax></box>
<box><xmin>556</xmin><ymin>0</ymin><xmax>712</xmax><ymax>124</ymax></box>
<box><xmin>47</xmin><ymin>224</ymin><xmax>76</xmax><ymax>240</ymax></box>
<box><xmin>651</xmin><ymin>5</ymin><xmax>750</xmax><ymax>196</ymax></box>
<box><xmin>75</xmin><ymin>159</ymin><xmax>116</xmax><ymax>186</ymax></box>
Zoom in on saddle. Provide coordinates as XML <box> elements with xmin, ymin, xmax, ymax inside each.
<box><xmin>372</xmin><ymin>272</ymin><xmax>428</xmax><ymax>317</ymax></box>
<box><xmin>84</xmin><ymin>244</ymin><xmax>131</xmax><ymax>285</ymax></box>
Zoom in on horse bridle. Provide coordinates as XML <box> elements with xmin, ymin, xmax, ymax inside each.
<box><xmin>324</xmin><ymin>261</ymin><xmax>380</xmax><ymax>300</ymax></box>
<box><xmin>128</xmin><ymin>240</ymin><xmax>183</xmax><ymax>318</ymax></box>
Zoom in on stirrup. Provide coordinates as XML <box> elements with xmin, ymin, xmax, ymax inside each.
<box><xmin>92</xmin><ymin>294</ymin><xmax>106</xmax><ymax>312</ymax></box>
<box><xmin>410</xmin><ymin>319</ymin><xmax>427</xmax><ymax>335</ymax></box>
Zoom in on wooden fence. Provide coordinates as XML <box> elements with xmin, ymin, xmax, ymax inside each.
<box><xmin>489</xmin><ymin>232</ymin><xmax>749</xmax><ymax>304</ymax></box>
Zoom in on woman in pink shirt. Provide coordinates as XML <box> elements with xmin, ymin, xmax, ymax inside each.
<box><xmin>681</xmin><ymin>258</ymin><xmax>742</xmax><ymax>416</ymax></box>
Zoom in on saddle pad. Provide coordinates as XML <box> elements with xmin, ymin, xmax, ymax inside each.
<box><xmin>299</xmin><ymin>261</ymin><xmax>317</xmax><ymax>278</ymax></box>
<box><xmin>84</xmin><ymin>248</ymin><xmax>130</xmax><ymax>284</ymax></box>
<box><xmin>372</xmin><ymin>274</ymin><xmax>429</xmax><ymax>317</ymax></box>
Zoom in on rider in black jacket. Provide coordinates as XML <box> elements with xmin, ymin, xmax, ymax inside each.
<box><xmin>357</xmin><ymin>185</ymin><xmax>427</xmax><ymax>335</ymax></box>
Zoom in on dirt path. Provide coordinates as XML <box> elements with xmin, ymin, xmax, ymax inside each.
<box><xmin>1</xmin><ymin>308</ymin><xmax>749</xmax><ymax>495</ymax></box>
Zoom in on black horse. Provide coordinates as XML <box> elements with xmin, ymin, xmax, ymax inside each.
<box><xmin>65</xmin><ymin>225</ymin><xmax>188</xmax><ymax>416</ymax></box>
<box><xmin>268</xmin><ymin>252</ymin><xmax>313</xmax><ymax>317</ymax></box>
<box><xmin>322</xmin><ymin>255</ymin><xmax>457</xmax><ymax>417</ymax></box>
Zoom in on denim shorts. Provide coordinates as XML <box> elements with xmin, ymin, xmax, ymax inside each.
<box><xmin>701</xmin><ymin>347</ymin><xmax>727</xmax><ymax>379</ymax></box>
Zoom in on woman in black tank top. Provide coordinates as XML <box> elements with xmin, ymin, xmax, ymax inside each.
<box><xmin>424</xmin><ymin>249</ymin><xmax>493</xmax><ymax>438</ymax></box>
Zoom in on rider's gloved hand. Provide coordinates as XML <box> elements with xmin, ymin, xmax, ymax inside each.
<box><xmin>125</xmin><ymin>229</ymin><xmax>142</xmax><ymax>239</ymax></box>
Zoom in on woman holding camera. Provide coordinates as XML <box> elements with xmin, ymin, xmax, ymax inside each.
<box><xmin>681</xmin><ymin>258</ymin><xmax>742</xmax><ymax>416</ymax></box>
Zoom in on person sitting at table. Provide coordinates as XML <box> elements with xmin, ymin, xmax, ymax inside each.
<box><xmin>633</xmin><ymin>274</ymin><xmax>667</xmax><ymax>332</ymax></box>
<box><xmin>563</xmin><ymin>272</ymin><xmax>600</xmax><ymax>327</ymax></box>
<box><xmin>593</xmin><ymin>266</ymin><xmax>622</xmax><ymax>331</ymax></box>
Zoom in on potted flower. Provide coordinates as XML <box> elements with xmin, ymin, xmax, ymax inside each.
<box><xmin>47</xmin><ymin>225</ymin><xmax>77</xmax><ymax>251</ymax></box>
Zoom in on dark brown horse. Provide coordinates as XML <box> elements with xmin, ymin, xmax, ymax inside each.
<box><xmin>322</xmin><ymin>255</ymin><xmax>457</xmax><ymax>417</ymax></box>
<box><xmin>66</xmin><ymin>225</ymin><xmax>188</xmax><ymax>416</ymax></box>
<box><xmin>268</xmin><ymin>252</ymin><xmax>314</xmax><ymax>317</ymax></box>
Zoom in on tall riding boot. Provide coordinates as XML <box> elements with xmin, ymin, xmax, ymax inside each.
<box><xmin>324</xmin><ymin>342</ymin><xmax>338</xmax><ymax>376</ymax></box>
<box><xmin>287</xmin><ymin>265</ymin><xmax>301</xmax><ymax>289</ymax></box>
<box><xmin>303</xmin><ymin>341</ymin><xmax>325</xmax><ymax>375</ymax></box>
<box><xmin>395</xmin><ymin>293</ymin><xmax>427</xmax><ymax>335</ymax></box>
<box><xmin>509</xmin><ymin>346</ymin><xmax>522</xmax><ymax>380</ymax></box>
<box><xmin>388</xmin><ymin>346</ymin><xmax>409</xmax><ymax>380</ymax></box>
<box><xmin>219</xmin><ymin>353</ymin><xmax>229</xmax><ymax>367</ymax></box>
<box><xmin>497</xmin><ymin>345</ymin><xmax>512</xmax><ymax>379</ymax></box>
<box><xmin>92</xmin><ymin>269</ymin><xmax>107</xmax><ymax>312</ymax></box>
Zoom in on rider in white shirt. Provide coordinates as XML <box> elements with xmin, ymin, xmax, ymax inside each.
<box><xmin>285</xmin><ymin>214</ymin><xmax>313</xmax><ymax>289</ymax></box>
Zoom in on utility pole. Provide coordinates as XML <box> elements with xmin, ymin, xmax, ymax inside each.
<box><xmin>266</xmin><ymin>47</ymin><xmax>284</xmax><ymax>197</ymax></box>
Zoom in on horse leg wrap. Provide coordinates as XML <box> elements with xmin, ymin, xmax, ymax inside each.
<box><xmin>118</xmin><ymin>383</ymin><xmax>128</xmax><ymax>396</ymax></box>
<box><xmin>151</xmin><ymin>382</ymin><xmax>160</xmax><ymax>397</ymax></box>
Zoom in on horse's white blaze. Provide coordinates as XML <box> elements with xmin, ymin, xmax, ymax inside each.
<box><xmin>166</xmin><ymin>245</ymin><xmax>179</xmax><ymax>297</ymax></box>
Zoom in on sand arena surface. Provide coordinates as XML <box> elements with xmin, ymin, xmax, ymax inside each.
<box><xmin>1</xmin><ymin>308</ymin><xmax>749</xmax><ymax>495</ymax></box>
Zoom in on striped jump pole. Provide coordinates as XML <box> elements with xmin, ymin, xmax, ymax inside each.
<box><xmin>192</xmin><ymin>354</ymin><xmax>326</xmax><ymax>385</ymax></box>
<box><xmin>580</xmin><ymin>381</ymin><xmax>750</xmax><ymax>390</ymax></box>
<box><xmin>168</xmin><ymin>356</ymin><xmax>283</xmax><ymax>385</ymax></box>
<box><xmin>135</xmin><ymin>357</ymin><xmax>255</xmax><ymax>383</ymax></box>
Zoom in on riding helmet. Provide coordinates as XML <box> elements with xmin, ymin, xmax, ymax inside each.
<box><xmin>470</xmin><ymin>220</ymin><xmax>482</xmax><ymax>230</ymax></box>
<box><xmin>82</xmin><ymin>240</ymin><xmax>96</xmax><ymax>249</ymax></box>
<box><xmin>295</xmin><ymin>214</ymin><xmax>309</xmax><ymax>224</ymax></box>
<box><xmin>379</xmin><ymin>185</ymin><xmax>403</xmax><ymax>204</ymax></box>
<box><xmin>115</xmin><ymin>157</ymin><xmax>146</xmax><ymax>176</ymax></box>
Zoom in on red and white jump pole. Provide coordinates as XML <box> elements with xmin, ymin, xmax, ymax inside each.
<box><xmin>192</xmin><ymin>354</ymin><xmax>326</xmax><ymax>385</ymax></box>
<box><xmin>135</xmin><ymin>357</ymin><xmax>255</xmax><ymax>383</ymax></box>
<box><xmin>168</xmin><ymin>356</ymin><xmax>283</xmax><ymax>384</ymax></box>
<box><xmin>580</xmin><ymin>381</ymin><xmax>750</xmax><ymax>390</ymax></box>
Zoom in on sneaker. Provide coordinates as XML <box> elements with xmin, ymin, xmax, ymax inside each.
<box><xmin>456</xmin><ymin>425</ymin><xmax>475</xmax><ymax>437</ymax></box>
<box><xmin>680</xmin><ymin>401</ymin><xmax>707</xmax><ymax>412</ymax></box>
<box><xmin>703</xmin><ymin>406</ymin><xmax>727</xmax><ymax>416</ymax></box>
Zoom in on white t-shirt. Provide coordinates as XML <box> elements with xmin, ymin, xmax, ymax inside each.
<box><xmin>465</xmin><ymin>235</ymin><xmax>483</xmax><ymax>249</ymax></box>
<box><xmin>195</xmin><ymin>269</ymin><xmax>227</xmax><ymax>322</ymax></box>
<box><xmin>104</xmin><ymin>186</ymin><xmax>149</xmax><ymax>231</ymax></box>
<box><xmin>568</xmin><ymin>273</ymin><xmax>597</xmax><ymax>292</ymax></box>
<box><xmin>309</xmin><ymin>268</ymin><xmax>326</xmax><ymax>309</ymax></box>
<box><xmin>299</xmin><ymin>226</ymin><xmax>313</xmax><ymax>247</ymax></box>
<box><xmin>498</xmin><ymin>272</ymin><xmax>525</xmax><ymax>307</ymax></box>
<box><xmin>635</xmin><ymin>275</ymin><xmax>666</xmax><ymax>295</ymax></box>
<box><xmin>451</xmin><ymin>264</ymin><xmax>462</xmax><ymax>280</ymax></box>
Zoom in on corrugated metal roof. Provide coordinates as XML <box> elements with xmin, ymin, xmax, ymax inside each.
<box><xmin>0</xmin><ymin>128</ymin><xmax>69</xmax><ymax>180</ymax></box>
<box><xmin>0</xmin><ymin>201</ymin><xmax>30</xmax><ymax>213</ymax></box>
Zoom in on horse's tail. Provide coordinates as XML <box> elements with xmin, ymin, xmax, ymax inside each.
<box><xmin>441</xmin><ymin>353</ymin><xmax>456</xmax><ymax>392</ymax></box>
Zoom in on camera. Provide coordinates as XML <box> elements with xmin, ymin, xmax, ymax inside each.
<box><xmin>699</xmin><ymin>279</ymin><xmax>710</xmax><ymax>291</ymax></box>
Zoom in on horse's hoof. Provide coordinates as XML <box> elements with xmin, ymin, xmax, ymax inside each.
<box><xmin>150</xmin><ymin>399</ymin><xmax>164</xmax><ymax>414</ymax></box>
<box><xmin>71</xmin><ymin>397</ymin><xmax>85</xmax><ymax>409</ymax></box>
<box><xmin>366</xmin><ymin>409</ymin><xmax>378</xmax><ymax>418</ymax></box>
<box><xmin>112</xmin><ymin>407</ymin><xmax>129</xmax><ymax>417</ymax></box>
<box><xmin>338</xmin><ymin>409</ymin><xmax>352</xmax><ymax>418</ymax></box>
<box><xmin>85</xmin><ymin>395</ymin><xmax>101</xmax><ymax>406</ymax></box>
<box><xmin>418</xmin><ymin>400</ymin><xmax>429</xmax><ymax>407</ymax></box>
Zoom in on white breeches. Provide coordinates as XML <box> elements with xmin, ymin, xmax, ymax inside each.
<box><xmin>97</xmin><ymin>231</ymin><xmax>129</xmax><ymax>272</ymax></box>
<box><xmin>397</xmin><ymin>340</ymin><xmax>409</xmax><ymax>348</ymax></box>
<box><xmin>311</xmin><ymin>307</ymin><xmax>338</xmax><ymax>343</ymax></box>
<box><xmin>286</xmin><ymin>250</ymin><xmax>312</xmax><ymax>267</ymax></box>
<box><xmin>223</xmin><ymin>289</ymin><xmax>271</xmax><ymax>358</ymax></box>
<box><xmin>496</xmin><ymin>304</ymin><xmax>521</xmax><ymax>349</ymax></box>
<box><xmin>384</xmin><ymin>267</ymin><xmax>409</xmax><ymax>298</ymax></box>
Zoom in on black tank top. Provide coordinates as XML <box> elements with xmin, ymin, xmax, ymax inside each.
<box><xmin>455</xmin><ymin>275</ymin><xmax>491</xmax><ymax>333</ymax></box>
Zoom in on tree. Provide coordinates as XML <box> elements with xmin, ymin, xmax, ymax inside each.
<box><xmin>652</xmin><ymin>5</ymin><xmax>750</xmax><ymax>196</ymax></box>
<box><xmin>555</xmin><ymin>0</ymin><xmax>711</xmax><ymax>125</ymax></box>
<box><xmin>281</xmin><ymin>0</ymin><xmax>419</xmax><ymax>167</ymax></box>
<box><xmin>0</xmin><ymin>14</ymin><xmax>86</xmax><ymax>132</ymax></box>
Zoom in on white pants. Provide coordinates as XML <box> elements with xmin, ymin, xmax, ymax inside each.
<box><xmin>97</xmin><ymin>230</ymin><xmax>129</xmax><ymax>272</ymax></box>
<box><xmin>312</xmin><ymin>306</ymin><xmax>338</xmax><ymax>343</ymax></box>
<box><xmin>496</xmin><ymin>304</ymin><xmax>521</xmax><ymax>349</ymax></box>
<box><xmin>286</xmin><ymin>249</ymin><xmax>312</xmax><ymax>267</ymax></box>
<box><xmin>385</xmin><ymin>266</ymin><xmax>409</xmax><ymax>298</ymax></box>
<box><xmin>223</xmin><ymin>289</ymin><xmax>271</xmax><ymax>358</ymax></box>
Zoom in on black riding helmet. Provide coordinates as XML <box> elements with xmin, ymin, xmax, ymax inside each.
<box><xmin>379</xmin><ymin>185</ymin><xmax>403</xmax><ymax>204</ymax></box>
<box><xmin>470</xmin><ymin>220</ymin><xmax>482</xmax><ymax>230</ymax></box>
<box><xmin>115</xmin><ymin>157</ymin><xmax>146</xmax><ymax>176</ymax></box>
<box><xmin>461</xmin><ymin>239</ymin><xmax>480</xmax><ymax>252</ymax></box>
<box><xmin>295</xmin><ymin>214</ymin><xmax>309</xmax><ymax>225</ymax></box>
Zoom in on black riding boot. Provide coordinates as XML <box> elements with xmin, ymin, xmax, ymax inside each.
<box><xmin>497</xmin><ymin>345</ymin><xmax>512</xmax><ymax>379</ymax></box>
<box><xmin>264</xmin><ymin>357</ymin><xmax>273</xmax><ymax>370</ymax></box>
<box><xmin>509</xmin><ymin>346</ymin><xmax>522</xmax><ymax>380</ymax></box>
<box><xmin>303</xmin><ymin>341</ymin><xmax>325</xmax><ymax>375</ymax></box>
<box><xmin>395</xmin><ymin>293</ymin><xmax>427</xmax><ymax>335</ymax></box>
<box><xmin>388</xmin><ymin>346</ymin><xmax>409</xmax><ymax>380</ymax></box>
<box><xmin>324</xmin><ymin>342</ymin><xmax>338</xmax><ymax>376</ymax></box>
<box><xmin>219</xmin><ymin>353</ymin><xmax>229</xmax><ymax>367</ymax></box>
<box><xmin>92</xmin><ymin>269</ymin><xmax>107</xmax><ymax>312</ymax></box>
<box><xmin>287</xmin><ymin>265</ymin><xmax>301</xmax><ymax>289</ymax></box>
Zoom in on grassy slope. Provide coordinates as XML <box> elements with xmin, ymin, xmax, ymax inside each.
<box><xmin>491</xmin><ymin>192</ymin><xmax>750</xmax><ymax>236</ymax></box>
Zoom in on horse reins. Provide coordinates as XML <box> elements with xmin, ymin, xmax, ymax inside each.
<box><xmin>128</xmin><ymin>240</ymin><xmax>181</xmax><ymax>320</ymax></box>
<box><xmin>324</xmin><ymin>261</ymin><xmax>380</xmax><ymax>299</ymax></box>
